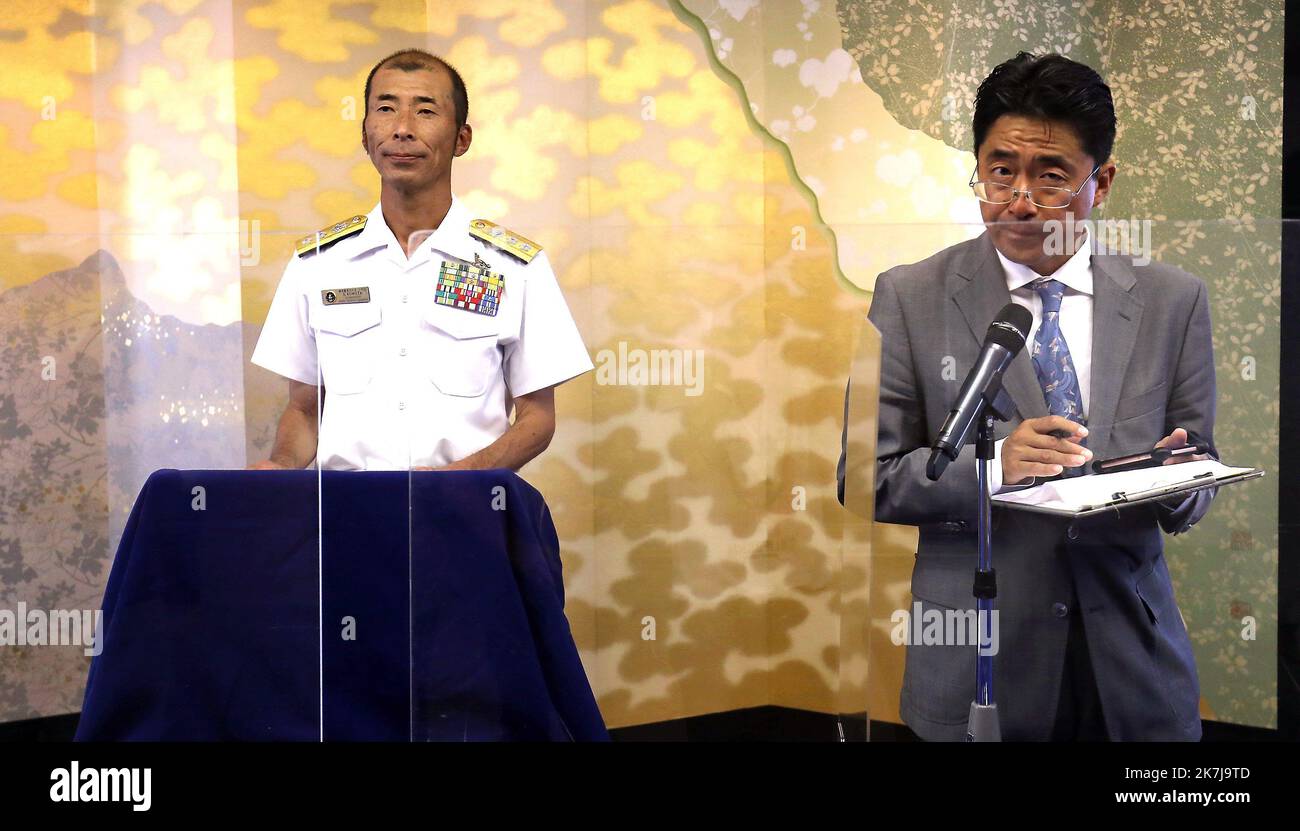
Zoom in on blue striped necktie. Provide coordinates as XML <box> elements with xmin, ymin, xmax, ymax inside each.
<box><xmin>1030</xmin><ymin>278</ymin><xmax>1087</xmax><ymax>475</ymax></box>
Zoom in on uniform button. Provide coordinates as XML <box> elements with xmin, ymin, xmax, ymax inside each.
<box><xmin>399</xmin><ymin>347</ymin><xmax>407</xmax><ymax>356</ymax></box>
<box><xmin>1066</xmin><ymin>525</ymin><xmax>1079</xmax><ymax>540</ymax></box>
<box><xmin>1052</xmin><ymin>602</ymin><xmax>1069</xmax><ymax>618</ymax></box>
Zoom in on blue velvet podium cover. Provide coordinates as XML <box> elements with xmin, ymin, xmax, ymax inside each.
<box><xmin>75</xmin><ymin>469</ymin><xmax>608</xmax><ymax>741</ymax></box>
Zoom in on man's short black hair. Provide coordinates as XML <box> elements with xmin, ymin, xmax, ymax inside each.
<box><xmin>362</xmin><ymin>48</ymin><xmax>468</xmax><ymax>131</ymax></box>
<box><xmin>972</xmin><ymin>52</ymin><xmax>1116</xmax><ymax>166</ymax></box>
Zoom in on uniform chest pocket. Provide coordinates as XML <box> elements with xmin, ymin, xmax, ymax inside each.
<box><xmin>422</xmin><ymin>306</ymin><xmax>502</xmax><ymax>397</ymax></box>
<box><xmin>313</xmin><ymin>305</ymin><xmax>382</xmax><ymax>395</ymax></box>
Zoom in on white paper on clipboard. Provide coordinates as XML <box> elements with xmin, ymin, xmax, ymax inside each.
<box><xmin>991</xmin><ymin>459</ymin><xmax>1258</xmax><ymax>513</ymax></box>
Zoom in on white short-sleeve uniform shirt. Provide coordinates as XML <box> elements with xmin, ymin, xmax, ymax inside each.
<box><xmin>251</xmin><ymin>196</ymin><xmax>593</xmax><ymax>470</ymax></box>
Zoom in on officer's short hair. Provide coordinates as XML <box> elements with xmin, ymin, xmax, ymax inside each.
<box><xmin>362</xmin><ymin>48</ymin><xmax>469</xmax><ymax>132</ymax></box>
<box><xmin>972</xmin><ymin>52</ymin><xmax>1115</xmax><ymax>167</ymax></box>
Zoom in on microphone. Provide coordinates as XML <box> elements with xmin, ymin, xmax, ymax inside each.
<box><xmin>926</xmin><ymin>303</ymin><xmax>1033</xmax><ymax>481</ymax></box>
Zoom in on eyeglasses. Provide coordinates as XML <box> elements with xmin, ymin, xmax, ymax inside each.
<box><xmin>969</xmin><ymin>164</ymin><xmax>1101</xmax><ymax>209</ymax></box>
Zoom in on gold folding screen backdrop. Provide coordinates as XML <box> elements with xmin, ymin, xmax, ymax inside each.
<box><xmin>0</xmin><ymin>0</ymin><xmax>1281</xmax><ymax>731</ymax></box>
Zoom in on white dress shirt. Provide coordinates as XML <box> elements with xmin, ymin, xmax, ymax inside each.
<box><xmin>251</xmin><ymin>196</ymin><xmax>594</xmax><ymax>470</ymax></box>
<box><xmin>989</xmin><ymin>233</ymin><xmax>1094</xmax><ymax>492</ymax></box>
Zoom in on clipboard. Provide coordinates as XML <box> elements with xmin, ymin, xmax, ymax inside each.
<box><xmin>993</xmin><ymin>466</ymin><xmax>1264</xmax><ymax>519</ymax></box>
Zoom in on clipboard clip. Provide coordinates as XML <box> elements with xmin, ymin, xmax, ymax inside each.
<box><xmin>1107</xmin><ymin>471</ymin><xmax>1215</xmax><ymax>505</ymax></box>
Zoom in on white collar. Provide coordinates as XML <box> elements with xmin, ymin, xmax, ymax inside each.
<box><xmin>995</xmin><ymin>229</ymin><xmax>1094</xmax><ymax>296</ymax></box>
<box><xmin>340</xmin><ymin>195</ymin><xmax>476</xmax><ymax>263</ymax></box>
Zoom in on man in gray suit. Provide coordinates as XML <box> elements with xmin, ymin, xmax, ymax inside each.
<box><xmin>841</xmin><ymin>53</ymin><xmax>1217</xmax><ymax>740</ymax></box>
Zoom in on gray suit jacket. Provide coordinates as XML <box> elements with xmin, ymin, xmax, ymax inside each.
<box><xmin>840</xmin><ymin>232</ymin><xmax>1217</xmax><ymax>741</ymax></box>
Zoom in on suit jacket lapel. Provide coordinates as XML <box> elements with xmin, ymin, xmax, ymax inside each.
<box><xmin>953</xmin><ymin>234</ymin><xmax>1048</xmax><ymax>423</ymax></box>
<box><xmin>1087</xmin><ymin>253</ymin><xmax>1143</xmax><ymax>459</ymax></box>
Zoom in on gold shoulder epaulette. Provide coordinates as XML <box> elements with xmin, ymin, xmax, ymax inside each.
<box><xmin>469</xmin><ymin>219</ymin><xmax>541</xmax><ymax>263</ymax></box>
<box><xmin>295</xmin><ymin>215</ymin><xmax>367</xmax><ymax>258</ymax></box>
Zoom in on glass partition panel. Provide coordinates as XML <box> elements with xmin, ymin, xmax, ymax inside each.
<box><xmin>0</xmin><ymin>229</ymin><xmax>323</xmax><ymax>741</ymax></box>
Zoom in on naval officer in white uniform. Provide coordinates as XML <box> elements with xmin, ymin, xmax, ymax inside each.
<box><xmin>250</xmin><ymin>48</ymin><xmax>591</xmax><ymax>471</ymax></box>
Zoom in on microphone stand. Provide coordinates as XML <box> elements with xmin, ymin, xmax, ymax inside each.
<box><xmin>966</xmin><ymin>385</ymin><xmax>1015</xmax><ymax>742</ymax></box>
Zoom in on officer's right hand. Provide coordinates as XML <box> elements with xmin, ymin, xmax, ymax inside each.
<box><xmin>247</xmin><ymin>459</ymin><xmax>291</xmax><ymax>470</ymax></box>
<box><xmin>1002</xmin><ymin>416</ymin><xmax>1092</xmax><ymax>485</ymax></box>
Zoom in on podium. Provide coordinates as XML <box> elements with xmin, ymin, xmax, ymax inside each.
<box><xmin>75</xmin><ymin>469</ymin><xmax>607</xmax><ymax>741</ymax></box>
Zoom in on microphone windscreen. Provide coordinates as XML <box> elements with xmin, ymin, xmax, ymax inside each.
<box><xmin>985</xmin><ymin>302</ymin><xmax>1033</xmax><ymax>352</ymax></box>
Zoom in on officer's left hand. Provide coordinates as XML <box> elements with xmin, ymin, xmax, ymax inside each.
<box><xmin>411</xmin><ymin>460</ymin><xmax>474</xmax><ymax>472</ymax></box>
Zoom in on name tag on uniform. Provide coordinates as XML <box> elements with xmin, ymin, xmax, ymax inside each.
<box><xmin>436</xmin><ymin>260</ymin><xmax>502</xmax><ymax>317</ymax></box>
<box><xmin>321</xmin><ymin>286</ymin><xmax>371</xmax><ymax>305</ymax></box>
